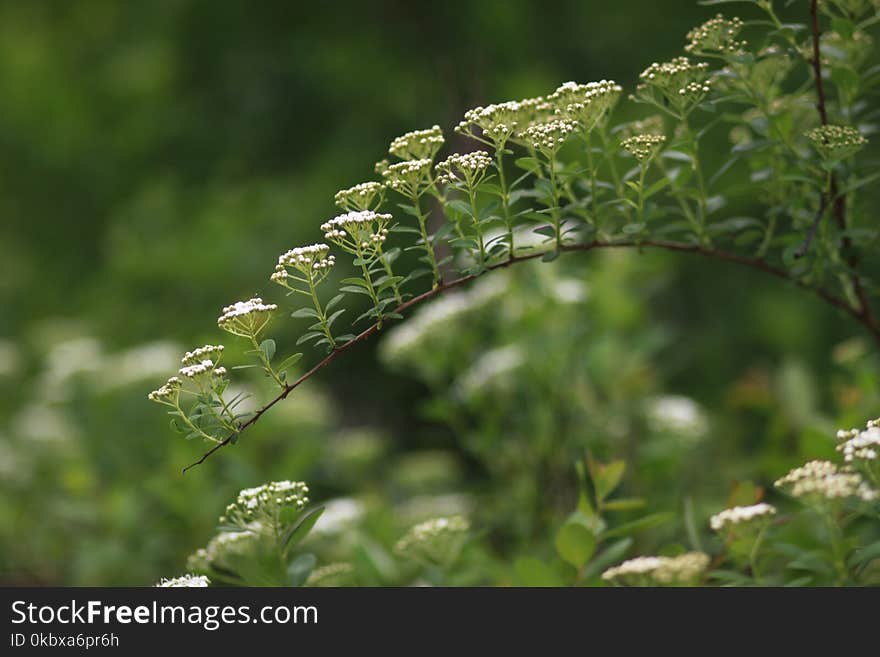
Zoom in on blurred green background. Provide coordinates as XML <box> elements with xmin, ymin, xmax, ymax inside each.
<box><xmin>1</xmin><ymin>0</ymin><xmax>877</xmax><ymax>585</ymax></box>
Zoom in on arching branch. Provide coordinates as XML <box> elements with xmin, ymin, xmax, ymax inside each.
<box><xmin>183</xmin><ymin>238</ymin><xmax>876</xmax><ymax>473</ymax></box>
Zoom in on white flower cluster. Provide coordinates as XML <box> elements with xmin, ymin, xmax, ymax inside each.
<box><xmin>217</xmin><ymin>297</ymin><xmax>277</xmax><ymax>338</ymax></box>
<box><xmin>685</xmin><ymin>14</ymin><xmax>746</xmax><ymax>55</ymax></box>
<box><xmin>837</xmin><ymin>421</ymin><xmax>880</xmax><ymax>462</ymax></box>
<box><xmin>381</xmin><ymin>158</ymin><xmax>433</xmax><ymax>195</ymax></box>
<box><xmin>147</xmin><ymin>375</ymin><xmax>182</xmax><ymax>402</ymax></box>
<box><xmin>680</xmin><ymin>80</ymin><xmax>712</xmax><ymax>97</ymax></box>
<box><xmin>178</xmin><ymin>359</ymin><xmax>217</xmax><ymax>379</ymax></box>
<box><xmin>271</xmin><ymin>243</ymin><xmax>336</xmax><ymax>284</ymax></box>
<box><xmin>710</xmin><ymin>503</ymin><xmax>776</xmax><ymax>531</ymax></box>
<box><xmin>334</xmin><ymin>181</ymin><xmax>384</xmax><ymax>211</ymax></box>
<box><xmin>321</xmin><ymin>210</ymin><xmax>392</xmax><ymax>253</ymax></box>
<box><xmin>637</xmin><ymin>57</ymin><xmax>711</xmax><ymax>109</ymax></box>
<box><xmin>221</xmin><ymin>480</ymin><xmax>310</xmax><ymax>526</ymax></box>
<box><xmin>621</xmin><ymin>134</ymin><xmax>666</xmax><ymax>162</ymax></box>
<box><xmin>549</xmin><ymin>80</ymin><xmax>623</xmax><ymax>131</ymax></box>
<box><xmin>456</xmin><ymin>96</ymin><xmax>554</xmax><ymax>146</ymax></box>
<box><xmin>436</xmin><ymin>150</ymin><xmax>493</xmax><ymax>185</ymax></box>
<box><xmin>155</xmin><ymin>574</ymin><xmax>210</xmax><ymax>587</ymax></box>
<box><xmin>602</xmin><ymin>552</ymin><xmax>710</xmax><ymax>586</ymax></box>
<box><xmin>389</xmin><ymin>125</ymin><xmax>444</xmax><ymax>160</ymax></box>
<box><xmin>305</xmin><ymin>562</ymin><xmax>355</xmax><ymax>587</ymax></box>
<box><xmin>806</xmin><ymin>125</ymin><xmax>868</xmax><ymax>161</ymax></box>
<box><xmin>774</xmin><ymin>460</ymin><xmax>878</xmax><ymax>503</ymax></box>
<box><xmin>520</xmin><ymin>119</ymin><xmax>577</xmax><ymax>153</ymax></box>
<box><xmin>182</xmin><ymin>344</ymin><xmax>224</xmax><ymax>365</ymax></box>
<box><xmin>619</xmin><ymin>115</ymin><xmax>665</xmax><ymax>140</ymax></box>
<box><xmin>395</xmin><ymin>515</ymin><xmax>470</xmax><ymax>567</ymax></box>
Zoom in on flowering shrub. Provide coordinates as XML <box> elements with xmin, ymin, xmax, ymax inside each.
<box><xmin>148</xmin><ymin>1</ymin><xmax>880</xmax><ymax>586</ymax></box>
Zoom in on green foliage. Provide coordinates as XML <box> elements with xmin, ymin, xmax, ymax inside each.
<box><xmin>3</xmin><ymin>0</ymin><xmax>880</xmax><ymax>587</ymax></box>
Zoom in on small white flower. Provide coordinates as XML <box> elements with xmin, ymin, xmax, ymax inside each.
<box><xmin>155</xmin><ymin>574</ymin><xmax>210</xmax><ymax>587</ymax></box>
<box><xmin>837</xmin><ymin>426</ymin><xmax>880</xmax><ymax>463</ymax></box>
<box><xmin>335</xmin><ymin>181</ymin><xmax>384</xmax><ymax>211</ymax></box>
<box><xmin>217</xmin><ymin>297</ymin><xmax>277</xmax><ymax>338</ymax></box>
<box><xmin>221</xmin><ymin>480</ymin><xmax>310</xmax><ymax>527</ymax></box>
<box><xmin>436</xmin><ymin>150</ymin><xmax>493</xmax><ymax>185</ymax></box>
<box><xmin>775</xmin><ymin>460</ymin><xmax>877</xmax><ymax>503</ymax></box>
<box><xmin>395</xmin><ymin>516</ymin><xmax>470</xmax><ymax>567</ymax></box>
<box><xmin>602</xmin><ymin>552</ymin><xmax>709</xmax><ymax>586</ymax></box>
<box><xmin>710</xmin><ymin>503</ymin><xmax>776</xmax><ymax>531</ymax></box>
<box><xmin>520</xmin><ymin>119</ymin><xmax>577</xmax><ymax>153</ymax></box>
<box><xmin>389</xmin><ymin>125</ymin><xmax>444</xmax><ymax>160</ymax></box>
<box><xmin>621</xmin><ymin>133</ymin><xmax>666</xmax><ymax>162</ymax></box>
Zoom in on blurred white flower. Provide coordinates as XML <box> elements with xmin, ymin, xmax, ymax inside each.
<box><xmin>602</xmin><ymin>552</ymin><xmax>709</xmax><ymax>585</ymax></box>
<box><xmin>455</xmin><ymin>344</ymin><xmax>524</xmax><ymax>397</ymax></box>
<box><xmin>397</xmin><ymin>493</ymin><xmax>473</xmax><ymax>525</ymax></box>
<box><xmin>550</xmin><ymin>278</ymin><xmax>589</xmax><ymax>304</ymax></box>
<box><xmin>311</xmin><ymin>498</ymin><xmax>365</xmax><ymax>536</ymax></box>
<box><xmin>41</xmin><ymin>337</ymin><xmax>104</xmax><ymax>402</ymax></box>
<box><xmin>100</xmin><ymin>341</ymin><xmax>181</xmax><ymax>391</ymax></box>
<box><xmin>645</xmin><ymin>395</ymin><xmax>708</xmax><ymax>442</ymax></box>
<box><xmin>380</xmin><ymin>275</ymin><xmax>509</xmax><ymax>363</ymax></box>
<box><xmin>710</xmin><ymin>503</ymin><xmax>776</xmax><ymax>531</ymax></box>
<box><xmin>12</xmin><ymin>403</ymin><xmax>78</xmax><ymax>444</ymax></box>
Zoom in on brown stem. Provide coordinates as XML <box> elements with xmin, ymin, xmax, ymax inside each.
<box><xmin>809</xmin><ymin>0</ymin><xmax>876</xmax><ymax>333</ymax></box>
<box><xmin>183</xmin><ymin>239</ymin><xmax>875</xmax><ymax>473</ymax></box>
<box><xmin>794</xmin><ymin>194</ymin><xmax>827</xmax><ymax>259</ymax></box>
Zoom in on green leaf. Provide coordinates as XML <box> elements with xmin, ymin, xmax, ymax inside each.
<box><xmin>602</xmin><ymin>512</ymin><xmax>674</xmax><ymax>539</ymax></box>
<box><xmin>340</xmin><ymin>277</ymin><xmax>372</xmax><ymax>289</ymax></box>
<box><xmin>582</xmin><ymin>538</ymin><xmax>633</xmax><ymax>581</ymax></box>
<box><xmin>325</xmin><ymin>294</ymin><xmax>346</xmax><ymax>312</ymax></box>
<box><xmin>533</xmin><ymin>225</ymin><xmax>557</xmax><ymax>238</ymax></box>
<box><xmin>326</xmin><ymin>308</ymin><xmax>346</xmax><ymax>328</ymax></box>
<box><xmin>446</xmin><ymin>199</ymin><xmax>474</xmax><ymax>218</ymax></box>
<box><xmin>396</xmin><ymin>203</ymin><xmax>421</xmax><ymax>218</ymax></box>
<box><xmin>514</xmin><ymin>156</ymin><xmax>541</xmax><ymax>172</ymax></box>
<box><xmin>592</xmin><ymin>459</ymin><xmax>626</xmax><ymax>502</ymax></box>
<box><xmin>296</xmin><ymin>331</ymin><xmax>324</xmax><ymax>346</ymax></box>
<box><xmin>831</xmin><ymin>66</ymin><xmax>859</xmax><ymax>102</ymax></box>
<box><xmin>479</xmin><ymin>182</ymin><xmax>503</xmax><ymax>196</ymax></box>
<box><xmin>290</xmin><ymin>307</ymin><xmax>320</xmax><ymax>319</ymax></box>
<box><xmin>574</xmin><ymin>461</ymin><xmax>595</xmax><ymax>516</ymax></box>
<box><xmin>602</xmin><ymin>498</ymin><xmax>645</xmax><ymax>512</ymax></box>
<box><xmin>644</xmin><ymin>176</ymin><xmax>671</xmax><ymax>198</ymax></box>
<box><xmin>514</xmin><ymin>557</ymin><xmax>565</xmax><ymax>587</ymax></box>
<box><xmin>339</xmin><ymin>285</ymin><xmax>373</xmax><ymax>296</ymax></box>
<box><xmin>847</xmin><ymin>540</ymin><xmax>880</xmax><ymax>569</ymax></box>
<box><xmin>277</xmin><ymin>352</ymin><xmax>303</xmax><ymax>373</ymax></box>
<box><xmin>259</xmin><ymin>339</ymin><xmax>276</xmax><ymax>362</ymax></box>
<box><xmin>286</xmin><ymin>553</ymin><xmax>317</xmax><ymax>587</ymax></box>
<box><xmin>377</xmin><ymin>276</ymin><xmax>404</xmax><ymax>292</ymax></box>
<box><xmin>831</xmin><ymin>16</ymin><xmax>852</xmax><ymax>37</ymax></box>
<box><xmin>283</xmin><ymin>506</ymin><xmax>325</xmax><ymax>548</ymax></box>
<box><xmin>555</xmin><ymin>519</ymin><xmax>596</xmax><ymax>568</ymax></box>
